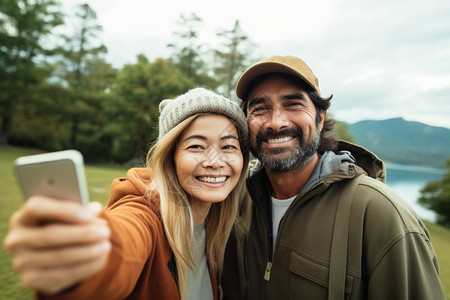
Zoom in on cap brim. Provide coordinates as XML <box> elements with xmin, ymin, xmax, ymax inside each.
<box><xmin>236</xmin><ymin>62</ymin><xmax>319</xmax><ymax>99</ymax></box>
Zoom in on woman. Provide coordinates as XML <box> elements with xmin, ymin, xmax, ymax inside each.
<box><xmin>4</xmin><ymin>88</ymin><xmax>249</xmax><ymax>300</ymax></box>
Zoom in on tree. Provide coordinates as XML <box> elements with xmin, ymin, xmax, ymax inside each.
<box><xmin>418</xmin><ymin>158</ymin><xmax>450</xmax><ymax>227</ymax></box>
<box><xmin>110</xmin><ymin>55</ymin><xmax>195</xmax><ymax>162</ymax></box>
<box><xmin>330</xmin><ymin>119</ymin><xmax>355</xmax><ymax>143</ymax></box>
<box><xmin>7</xmin><ymin>81</ymin><xmax>70</xmax><ymax>151</ymax></box>
<box><xmin>0</xmin><ymin>0</ymin><xmax>64</xmax><ymax>145</ymax></box>
<box><xmin>167</xmin><ymin>13</ymin><xmax>217</xmax><ymax>89</ymax></box>
<box><xmin>213</xmin><ymin>20</ymin><xmax>256</xmax><ymax>99</ymax></box>
<box><xmin>56</xmin><ymin>3</ymin><xmax>107</xmax><ymax>149</ymax></box>
<box><xmin>71</xmin><ymin>57</ymin><xmax>118</xmax><ymax>162</ymax></box>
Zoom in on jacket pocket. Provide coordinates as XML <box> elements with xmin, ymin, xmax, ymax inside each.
<box><xmin>289</xmin><ymin>251</ymin><xmax>354</xmax><ymax>296</ymax></box>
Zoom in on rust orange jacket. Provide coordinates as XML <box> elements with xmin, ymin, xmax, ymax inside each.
<box><xmin>39</xmin><ymin>168</ymin><xmax>218</xmax><ymax>300</ymax></box>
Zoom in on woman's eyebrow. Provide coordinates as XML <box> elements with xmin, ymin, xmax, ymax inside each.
<box><xmin>182</xmin><ymin>134</ymin><xmax>239</xmax><ymax>142</ymax></box>
<box><xmin>221</xmin><ymin>135</ymin><xmax>239</xmax><ymax>141</ymax></box>
<box><xmin>181</xmin><ymin>135</ymin><xmax>206</xmax><ymax>142</ymax></box>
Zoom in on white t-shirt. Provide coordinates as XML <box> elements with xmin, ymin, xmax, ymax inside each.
<box><xmin>271</xmin><ymin>195</ymin><xmax>296</xmax><ymax>253</ymax></box>
<box><xmin>186</xmin><ymin>223</ymin><xmax>213</xmax><ymax>300</ymax></box>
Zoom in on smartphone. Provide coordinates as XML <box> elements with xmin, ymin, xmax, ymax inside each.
<box><xmin>14</xmin><ymin>150</ymin><xmax>89</xmax><ymax>205</ymax></box>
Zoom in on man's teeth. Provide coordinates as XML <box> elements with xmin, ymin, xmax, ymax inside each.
<box><xmin>267</xmin><ymin>136</ymin><xmax>294</xmax><ymax>144</ymax></box>
<box><xmin>197</xmin><ymin>176</ymin><xmax>227</xmax><ymax>183</ymax></box>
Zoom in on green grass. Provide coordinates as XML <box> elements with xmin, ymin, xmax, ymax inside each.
<box><xmin>424</xmin><ymin>220</ymin><xmax>450</xmax><ymax>299</ymax></box>
<box><xmin>1</xmin><ymin>146</ymin><xmax>449</xmax><ymax>299</ymax></box>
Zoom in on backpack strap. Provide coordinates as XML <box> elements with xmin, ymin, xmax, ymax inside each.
<box><xmin>328</xmin><ymin>174</ymin><xmax>365</xmax><ymax>300</ymax></box>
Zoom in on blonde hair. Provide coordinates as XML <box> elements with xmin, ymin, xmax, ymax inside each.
<box><xmin>147</xmin><ymin>113</ymin><xmax>249</xmax><ymax>299</ymax></box>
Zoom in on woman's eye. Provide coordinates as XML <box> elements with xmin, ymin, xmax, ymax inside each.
<box><xmin>186</xmin><ymin>145</ymin><xmax>204</xmax><ymax>150</ymax></box>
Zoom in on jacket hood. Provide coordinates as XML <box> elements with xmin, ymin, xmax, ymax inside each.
<box><xmin>336</xmin><ymin>140</ymin><xmax>386</xmax><ymax>182</ymax></box>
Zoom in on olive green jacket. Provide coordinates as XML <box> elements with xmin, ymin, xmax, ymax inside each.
<box><xmin>222</xmin><ymin>141</ymin><xmax>445</xmax><ymax>299</ymax></box>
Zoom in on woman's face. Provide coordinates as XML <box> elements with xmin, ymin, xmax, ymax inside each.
<box><xmin>174</xmin><ymin>114</ymin><xmax>244</xmax><ymax>205</ymax></box>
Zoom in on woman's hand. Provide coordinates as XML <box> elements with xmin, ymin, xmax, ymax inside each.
<box><xmin>3</xmin><ymin>196</ymin><xmax>111</xmax><ymax>295</ymax></box>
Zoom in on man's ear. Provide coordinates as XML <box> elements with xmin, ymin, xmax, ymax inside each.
<box><xmin>318</xmin><ymin>109</ymin><xmax>327</xmax><ymax>131</ymax></box>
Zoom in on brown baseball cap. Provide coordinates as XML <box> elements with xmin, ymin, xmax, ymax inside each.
<box><xmin>235</xmin><ymin>55</ymin><xmax>321</xmax><ymax>99</ymax></box>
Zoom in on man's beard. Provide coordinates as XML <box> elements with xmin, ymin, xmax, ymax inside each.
<box><xmin>250</xmin><ymin>126</ymin><xmax>321</xmax><ymax>173</ymax></box>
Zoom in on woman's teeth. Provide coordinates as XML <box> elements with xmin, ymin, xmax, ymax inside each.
<box><xmin>197</xmin><ymin>176</ymin><xmax>227</xmax><ymax>183</ymax></box>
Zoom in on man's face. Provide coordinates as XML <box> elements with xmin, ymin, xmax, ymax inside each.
<box><xmin>245</xmin><ymin>75</ymin><xmax>325</xmax><ymax>173</ymax></box>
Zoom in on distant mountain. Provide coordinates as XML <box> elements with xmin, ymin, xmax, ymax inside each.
<box><xmin>348</xmin><ymin>117</ymin><xmax>450</xmax><ymax>168</ymax></box>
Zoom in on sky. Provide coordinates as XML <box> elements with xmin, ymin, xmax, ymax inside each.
<box><xmin>61</xmin><ymin>0</ymin><xmax>450</xmax><ymax>128</ymax></box>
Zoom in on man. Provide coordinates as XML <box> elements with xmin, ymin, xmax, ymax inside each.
<box><xmin>222</xmin><ymin>55</ymin><xmax>446</xmax><ymax>299</ymax></box>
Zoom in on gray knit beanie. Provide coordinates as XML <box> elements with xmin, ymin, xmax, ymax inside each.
<box><xmin>158</xmin><ymin>88</ymin><xmax>248</xmax><ymax>143</ymax></box>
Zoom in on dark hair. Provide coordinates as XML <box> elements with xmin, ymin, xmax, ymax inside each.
<box><xmin>240</xmin><ymin>72</ymin><xmax>338</xmax><ymax>154</ymax></box>
<box><xmin>308</xmin><ymin>90</ymin><xmax>339</xmax><ymax>154</ymax></box>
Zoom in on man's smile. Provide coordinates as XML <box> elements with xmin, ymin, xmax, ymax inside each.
<box><xmin>266</xmin><ymin>136</ymin><xmax>295</xmax><ymax>144</ymax></box>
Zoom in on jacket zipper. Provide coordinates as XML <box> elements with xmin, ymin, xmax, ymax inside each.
<box><xmin>246</xmin><ymin>178</ymin><xmax>274</xmax><ymax>286</ymax></box>
<box><xmin>264</xmin><ymin>261</ymin><xmax>272</xmax><ymax>281</ymax></box>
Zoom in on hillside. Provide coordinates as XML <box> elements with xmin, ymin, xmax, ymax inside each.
<box><xmin>348</xmin><ymin>118</ymin><xmax>450</xmax><ymax>168</ymax></box>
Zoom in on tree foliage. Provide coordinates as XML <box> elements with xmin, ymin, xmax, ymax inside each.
<box><xmin>214</xmin><ymin>20</ymin><xmax>256</xmax><ymax>99</ymax></box>
<box><xmin>55</xmin><ymin>3</ymin><xmax>108</xmax><ymax>149</ymax></box>
<box><xmin>418</xmin><ymin>158</ymin><xmax>450</xmax><ymax>227</ymax></box>
<box><xmin>109</xmin><ymin>55</ymin><xmax>195</xmax><ymax>162</ymax></box>
<box><xmin>330</xmin><ymin>119</ymin><xmax>355</xmax><ymax>143</ymax></box>
<box><xmin>69</xmin><ymin>57</ymin><xmax>117</xmax><ymax>162</ymax></box>
<box><xmin>0</xmin><ymin>0</ymin><xmax>63</xmax><ymax>145</ymax></box>
<box><xmin>167</xmin><ymin>13</ymin><xmax>217</xmax><ymax>89</ymax></box>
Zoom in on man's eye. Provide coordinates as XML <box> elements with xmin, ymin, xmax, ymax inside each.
<box><xmin>250</xmin><ymin>106</ymin><xmax>268</xmax><ymax>114</ymax></box>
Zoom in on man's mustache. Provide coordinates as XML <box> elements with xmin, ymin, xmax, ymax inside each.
<box><xmin>255</xmin><ymin>127</ymin><xmax>304</xmax><ymax>147</ymax></box>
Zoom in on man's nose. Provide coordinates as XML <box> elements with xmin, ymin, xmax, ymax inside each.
<box><xmin>265</xmin><ymin>108</ymin><xmax>289</xmax><ymax>131</ymax></box>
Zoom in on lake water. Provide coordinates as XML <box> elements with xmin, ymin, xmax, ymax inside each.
<box><xmin>385</xmin><ymin>164</ymin><xmax>446</xmax><ymax>222</ymax></box>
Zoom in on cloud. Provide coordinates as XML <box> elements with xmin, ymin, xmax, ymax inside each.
<box><xmin>288</xmin><ymin>0</ymin><xmax>450</xmax><ymax>127</ymax></box>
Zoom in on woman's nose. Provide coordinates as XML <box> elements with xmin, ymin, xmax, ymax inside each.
<box><xmin>201</xmin><ymin>147</ymin><xmax>225</xmax><ymax>169</ymax></box>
